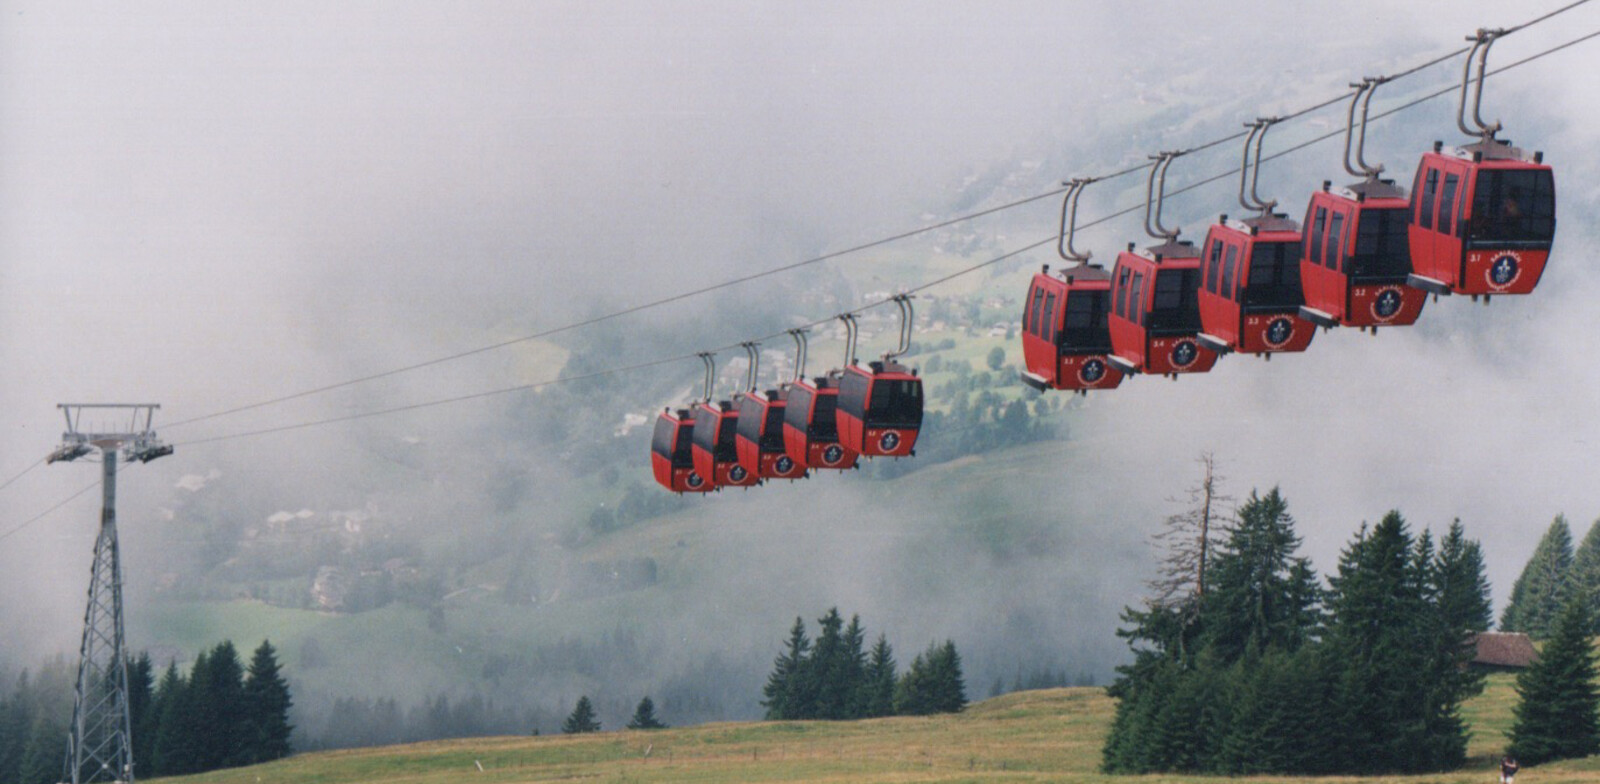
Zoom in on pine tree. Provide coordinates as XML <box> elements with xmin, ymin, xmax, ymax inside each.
<box><xmin>808</xmin><ymin>608</ymin><xmax>847</xmax><ymax>719</ymax></box>
<box><xmin>241</xmin><ymin>640</ymin><xmax>294</xmax><ymax>764</ymax></box>
<box><xmin>19</xmin><ymin>714</ymin><xmax>64</xmax><ymax>784</ymax></box>
<box><xmin>561</xmin><ymin>696</ymin><xmax>601</xmax><ymax>734</ymax></box>
<box><xmin>928</xmin><ymin>640</ymin><xmax>967</xmax><ymax>713</ymax></box>
<box><xmin>861</xmin><ymin>635</ymin><xmax>897</xmax><ymax>718</ymax></box>
<box><xmin>893</xmin><ymin>648</ymin><xmax>934</xmax><ymax>715</ymax></box>
<box><xmin>626</xmin><ymin>696</ymin><xmax>666</xmax><ymax>730</ymax></box>
<box><xmin>0</xmin><ymin>688</ymin><xmax>25</xmax><ymax>784</ymax></box>
<box><xmin>1501</xmin><ymin>515</ymin><xmax>1575</xmax><ymax>638</ymax></box>
<box><xmin>840</xmin><ymin>615</ymin><xmax>869</xmax><ymax>718</ymax></box>
<box><xmin>202</xmin><ymin>640</ymin><xmax>247</xmax><ymax>769</ymax></box>
<box><xmin>127</xmin><ymin>652</ymin><xmax>156</xmax><ymax>777</ymax></box>
<box><xmin>1437</xmin><ymin>519</ymin><xmax>1494</xmax><ymax>635</ymax></box>
<box><xmin>760</xmin><ymin>617</ymin><xmax>812</xmax><ymax>720</ymax></box>
<box><xmin>147</xmin><ymin>662</ymin><xmax>184</xmax><ymax>776</ymax></box>
<box><xmin>154</xmin><ymin>653</ymin><xmax>206</xmax><ymax>776</ymax></box>
<box><xmin>1508</xmin><ymin>596</ymin><xmax>1600</xmax><ymax>765</ymax></box>
<box><xmin>1572</xmin><ymin>518</ymin><xmax>1600</xmax><ymax>634</ymax></box>
<box><xmin>1321</xmin><ymin>511</ymin><xmax>1472</xmax><ymax>773</ymax></box>
<box><xmin>1199</xmin><ymin>487</ymin><xmax>1320</xmax><ymax>664</ymax></box>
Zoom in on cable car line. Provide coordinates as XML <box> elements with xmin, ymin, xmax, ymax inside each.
<box><xmin>6</xmin><ymin>8</ymin><xmax>1597</xmax><ymax>533</ymax></box>
<box><xmin>162</xmin><ymin>20</ymin><xmax>1600</xmax><ymax>448</ymax></box>
<box><xmin>154</xmin><ymin>1</ymin><xmax>1591</xmax><ymax>437</ymax></box>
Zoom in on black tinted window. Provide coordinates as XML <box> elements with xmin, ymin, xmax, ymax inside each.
<box><xmin>651</xmin><ymin>415</ymin><xmax>676</xmax><ymax>458</ymax></box>
<box><xmin>783</xmin><ymin>386</ymin><xmax>813</xmax><ymax>433</ymax></box>
<box><xmin>1146</xmin><ymin>268</ymin><xmax>1202</xmax><ymax>333</ymax></box>
<box><xmin>839</xmin><ymin>370</ymin><xmax>870</xmax><ymax>419</ymax></box>
<box><xmin>1061</xmin><ymin>290</ymin><xmax>1112</xmax><ymax>351</ymax></box>
<box><xmin>1221</xmin><ymin>245</ymin><xmax>1238</xmax><ymax>298</ymax></box>
<box><xmin>1416</xmin><ymin>168</ymin><xmax>1437</xmax><ymax>230</ymax></box>
<box><xmin>1309</xmin><ymin>206</ymin><xmax>1326</xmax><ymax>265</ymax></box>
<box><xmin>692</xmin><ymin>406</ymin><xmax>719</xmax><ymax>452</ymax></box>
<box><xmin>868</xmin><ymin>379</ymin><xmax>923</xmax><ymax>428</ymax></box>
<box><xmin>810</xmin><ymin>393</ymin><xmax>839</xmax><ymax>440</ymax></box>
<box><xmin>1438</xmin><ymin>173</ymin><xmax>1459</xmax><ymax>236</ymax></box>
<box><xmin>1471</xmin><ymin>168</ymin><xmax>1556</xmax><ymax>244</ymax></box>
<box><xmin>1325</xmin><ymin>212</ymin><xmax>1344</xmax><ymax>271</ymax></box>
<box><xmin>761</xmin><ymin>404</ymin><xmax>786</xmax><ymax>451</ymax></box>
<box><xmin>1243</xmin><ymin>241</ymin><xmax>1304</xmax><ymax>309</ymax></box>
<box><xmin>1349</xmin><ymin>207</ymin><xmax>1412</xmax><ymax>279</ymax></box>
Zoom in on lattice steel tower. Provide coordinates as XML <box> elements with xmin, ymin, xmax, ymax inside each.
<box><xmin>48</xmin><ymin>404</ymin><xmax>173</xmax><ymax>784</ymax></box>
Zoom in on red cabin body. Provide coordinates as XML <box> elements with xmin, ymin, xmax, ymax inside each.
<box><xmin>1407</xmin><ymin>142</ymin><xmax>1555</xmax><ymax>297</ymax></box>
<box><xmin>1196</xmin><ymin>216</ymin><xmax>1316</xmax><ymax>357</ymax></box>
<box><xmin>1107</xmin><ymin>241</ymin><xmax>1221</xmax><ymax>377</ymax></box>
<box><xmin>735</xmin><ymin>390</ymin><xmax>807</xmax><ymax>481</ymax></box>
<box><xmin>1298</xmin><ymin>182</ymin><xmax>1426</xmax><ymax>329</ymax></box>
<box><xmin>781</xmin><ymin>376</ymin><xmax>859</xmax><ymax>471</ymax></box>
<box><xmin>650</xmin><ymin>409</ymin><xmax>714</xmax><ymax>493</ymax></box>
<box><xmin>836</xmin><ymin>361</ymin><xmax>922</xmax><ymax>458</ymax></box>
<box><xmin>1020</xmin><ymin>267</ymin><xmax>1126</xmax><ymax>392</ymax></box>
<box><xmin>691</xmin><ymin>401</ymin><xmax>758</xmax><ymax>488</ymax></box>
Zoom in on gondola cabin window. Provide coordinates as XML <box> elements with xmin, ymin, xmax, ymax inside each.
<box><xmin>1471</xmin><ymin>168</ymin><xmax>1555</xmax><ymax>245</ymax></box>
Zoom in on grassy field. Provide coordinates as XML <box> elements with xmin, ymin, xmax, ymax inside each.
<box><xmin>147</xmin><ymin>672</ymin><xmax>1598</xmax><ymax>784</ymax></box>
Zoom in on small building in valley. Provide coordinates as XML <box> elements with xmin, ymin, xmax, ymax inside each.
<box><xmin>1471</xmin><ymin>631</ymin><xmax>1539</xmax><ymax>672</ymax></box>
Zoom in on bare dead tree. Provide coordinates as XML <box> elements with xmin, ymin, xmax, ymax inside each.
<box><xmin>1148</xmin><ymin>453</ymin><xmax>1232</xmax><ymax>611</ymax></box>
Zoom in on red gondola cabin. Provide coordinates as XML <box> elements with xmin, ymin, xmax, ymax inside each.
<box><xmin>691</xmin><ymin>400</ymin><xmax>759</xmax><ymax>488</ymax></box>
<box><xmin>781</xmin><ymin>375</ymin><xmax>859</xmax><ymax>471</ymax></box>
<box><xmin>650</xmin><ymin>408</ymin><xmax>714</xmax><ymax>493</ymax></box>
<box><xmin>735</xmin><ymin>390</ymin><xmax>807</xmax><ymax>480</ymax></box>
<box><xmin>1020</xmin><ymin>266</ymin><xmax>1126</xmax><ymax>392</ymax></box>
<box><xmin>1196</xmin><ymin>215</ymin><xmax>1316</xmax><ymax>357</ymax></box>
<box><xmin>1407</xmin><ymin>140</ymin><xmax>1554</xmax><ymax>298</ymax></box>
<box><xmin>1107</xmin><ymin>241</ymin><xmax>1221</xmax><ymax>377</ymax></box>
<box><xmin>1298</xmin><ymin>181</ymin><xmax>1426</xmax><ymax>329</ymax></box>
<box><xmin>836</xmin><ymin>361</ymin><xmax>921</xmax><ymax>458</ymax></box>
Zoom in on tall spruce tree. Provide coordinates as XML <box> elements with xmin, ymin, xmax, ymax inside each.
<box><xmin>127</xmin><ymin>652</ymin><xmax>156</xmax><ymax>777</ymax></box>
<box><xmin>1571</xmin><ymin>518</ymin><xmax>1600</xmax><ymax>634</ymax></box>
<box><xmin>1437</xmin><ymin>519</ymin><xmax>1494</xmax><ymax>635</ymax></box>
<box><xmin>1321</xmin><ymin>512</ymin><xmax>1471</xmax><ymax>772</ymax></box>
<box><xmin>761</xmin><ymin>617</ymin><xmax>811</xmax><ymax>720</ymax></box>
<box><xmin>19</xmin><ymin>714</ymin><xmax>64</xmax><ymax>784</ymax></box>
<box><xmin>0</xmin><ymin>687</ymin><xmax>25</xmax><ymax>784</ymax></box>
<box><xmin>153</xmin><ymin>652</ymin><xmax>206</xmax><ymax>776</ymax></box>
<box><xmin>1508</xmin><ymin>596</ymin><xmax>1600</xmax><ymax>765</ymax></box>
<box><xmin>1501</xmin><ymin>515</ymin><xmax>1575</xmax><ymax>638</ymax></box>
<box><xmin>861</xmin><ymin>635</ymin><xmax>897</xmax><ymax>718</ymax></box>
<box><xmin>626</xmin><ymin>696</ymin><xmax>666</xmax><ymax>730</ymax></box>
<box><xmin>1199</xmin><ymin>487</ymin><xmax>1320</xmax><ymax>663</ymax></box>
<box><xmin>928</xmin><ymin>641</ymin><xmax>967</xmax><ymax>713</ymax></box>
<box><xmin>808</xmin><ymin>608</ymin><xmax>847</xmax><ymax>719</ymax></box>
<box><xmin>202</xmin><ymin>641</ymin><xmax>247</xmax><ymax>769</ymax></box>
<box><xmin>242</xmin><ymin>640</ymin><xmax>294</xmax><ymax>764</ymax></box>
<box><xmin>561</xmin><ymin>696</ymin><xmax>601</xmax><ymax>733</ymax></box>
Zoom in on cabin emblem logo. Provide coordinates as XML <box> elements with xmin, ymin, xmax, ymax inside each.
<box><xmin>1079</xmin><ymin>358</ymin><xmax>1107</xmax><ymax>384</ymax></box>
<box><xmin>1371</xmin><ymin>287</ymin><xmax>1403</xmax><ymax>320</ymax></box>
<box><xmin>1264</xmin><ymin>317</ymin><xmax>1294</xmax><ymax>348</ymax></box>
<box><xmin>879</xmin><ymin>431</ymin><xmax>901</xmax><ymax>452</ymax></box>
<box><xmin>1171</xmin><ymin>339</ymin><xmax>1199</xmax><ymax>368</ymax></box>
<box><xmin>1488</xmin><ymin>253</ymin><xmax>1520</xmax><ymax>289</ymax></box>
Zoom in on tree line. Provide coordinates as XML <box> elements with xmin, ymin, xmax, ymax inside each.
<box><xmin>1500</xmin><ymin>514</ymin><xmax>1600</xmax><ymax>638</ymax></box>
<box><xmin>761</xmin><ymin>608</ymin><xmax>965</xmax><ymax>720</ymax></box>
<box><xmin>1103</xmin><ymin>488</ymin><xmax>1493</xmax><ymax>775</ymax></box>
<box><xmin>0</xmin><ymin>639</ymin><xmax>291</xmax><ymax>783</ymax></box>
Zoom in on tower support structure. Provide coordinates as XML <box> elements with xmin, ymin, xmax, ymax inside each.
<box><xmin>49</xmin><ymin>404</ymin><xmax>172</xmax><ymax>784</ymax></box>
